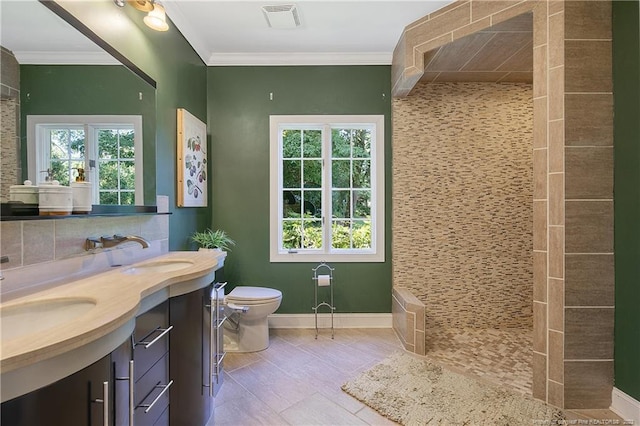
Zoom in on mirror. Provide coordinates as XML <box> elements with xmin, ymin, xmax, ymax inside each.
<box><xmin>0</xmin><ymin>0</ymin><xmax>156</xmax><ymax>207</ymax></box>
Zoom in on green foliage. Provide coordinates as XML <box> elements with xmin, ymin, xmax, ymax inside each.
<box><xmin>282</xmin><ymin>217</ymin><xmax>371</xmax><ymax>250</ymax></box>
<box><xmin>191</xmin><ymin>229</ymin><xmax>236</xmax><ymax>251</ymax></box>
<box><xmin>48</xmin><ymin>129</ymin><xmax>85</xmax><ymax>185</ymax></box>
<box><xmin>44</xmin><ymin>127</ymin><xmax>137</xmax><ymax>205</ymax></box>
<box><xmin>282</xmin><ymin>216</ymin><xmax>323</xmax><ymax>249</ymax></box>
<box><xmin>280</xmin><ymin>127</ymin><xmax>374</xmax><ymax>251</ymax></box>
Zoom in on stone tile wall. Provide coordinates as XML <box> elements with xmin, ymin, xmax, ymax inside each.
<box><xmin>392</xmin><ymin>82</ymin><xmax>534</xmax><ymax>330</ymax></box>
<box><xmin>1</xmin><ymin>46</ymin><xmax>21</xmax><ymax>202</ymax></box>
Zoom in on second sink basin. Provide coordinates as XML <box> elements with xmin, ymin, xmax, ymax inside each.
<box><xmin>121</xmin><ymin>259</ymin><xmax>195</xmax><ymax>275</ymax></box>
<box><xmin>1</xmin><ymin>298</ymin><xmax>97</xmax><ymax>341</ymax></box>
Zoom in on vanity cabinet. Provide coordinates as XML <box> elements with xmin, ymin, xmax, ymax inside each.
<box><xmin>0</xmin><ymin>301</ymin><xmax>173</xmax><ymax>426</ymax></box>
<box><xmin>169</xmin><ymin>281</ymin><xmax>226</xmax><ymax>426</ymax></box>
<box><xmin>0</xmin><ymin>275</ymin><xmax>227</xmax><ymax>426</ymax></box>
<box><xmin>0</xmin><ymin>353</ymin><xmax>112</xmax><ymax>426</ymax></box>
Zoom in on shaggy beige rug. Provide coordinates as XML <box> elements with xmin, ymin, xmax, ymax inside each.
<box><xmin>342</xmin><ymin>352</ymin><xmax>564</xmax><ymax>426</ymax></box>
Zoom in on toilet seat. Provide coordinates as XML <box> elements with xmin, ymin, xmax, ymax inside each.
<box><xmin>226</xmin><ymin>286</ymin><xmax>282</xmax><ymax>305</ymax></box>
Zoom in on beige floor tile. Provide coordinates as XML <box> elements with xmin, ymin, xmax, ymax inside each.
<box><xmin>354</xmin><ymin>405</ymin><xmax>400</xmax><ymax>425</ymax></box>
<box><xmin>315</xmin><ymin>381</ymin><xmax>366</xmax><ymax>414</ymax></box>
<box><xmin>296</xmin><ymin>337</ymin><xmax>379</xmax><ymax>374</ymax></box>
<box><xmin>211</xmin><ymin>394</ymin><xmax>289</xmax><ymax>426</ymax></box>
<box><xmin>285</xmin><ymin>355</ymin><xmax>353</xmax><ymax>390</ymax></box>
<box><xmin>228</xmin><ymin>357</ymin><xmax>317</xmax><ymax>413</ymax></box>
<box><xmin>214</xmin><ymin>373</ymin><xmax>253</xmax><ymax>408</ymax></box>
<box><xmin>279</xmin><ymin>392</ymin><xmax>367</xmax><ymax>426</ymax></box>
<box><xmin>223</xmin><ymin>350</ymin><xmax>263</xmax><ymax>372</ymax></box>
<box><xmin>271</xmin><ymin>328</ymin><xmax>326</xmax><ymax>346</ymax></box>
<box><xmin>258</xmin><ymin>335</ymin><xmax>325</xmax><ymax>371</ymax></box>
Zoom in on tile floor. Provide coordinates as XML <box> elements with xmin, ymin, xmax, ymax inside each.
<box><xmin>211</xmin><ymin>328</ymin><xmax>400</xmax><ymax>425</ymax></box>
<box><xmin>427</xmin><ymin>327</ymin><xmax>533</xmax><ymax>395</ymax></box>
<box><xmin>209</xmin><ymin>328</ymin><xmax>622</xmax><ymax>425</ymax></box>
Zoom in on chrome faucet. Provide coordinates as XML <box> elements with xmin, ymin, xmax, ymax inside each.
<box><xmin>84</xmin><ymin>235</ymin><xmax>150</xmax><ymax>251</ymax></box>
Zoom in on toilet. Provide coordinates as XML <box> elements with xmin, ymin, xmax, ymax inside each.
<box><xmin>224</xmin><ymin>286</ymin><xmax>282</xmax><ymax>352</ymax></box>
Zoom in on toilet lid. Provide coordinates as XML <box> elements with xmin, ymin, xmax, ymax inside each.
<box><xmin>227</xmin><ymin>286</ymin><xmax>282</xmax><ymax>302</ymax></box>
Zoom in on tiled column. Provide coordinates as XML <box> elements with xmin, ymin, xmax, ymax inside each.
<box><xmin>546</xmin><ymin>0</ymin><xmax>567</xmax><ymax>408</ymax></box>
<box><xmin>532</xmin><ymin>0</ymin><xmax>551</xmax><ymax>404</ymax></box>
<box><xmin>562</xmin><ymin>0</ymin><xmax>614</xmax><ymax>409</ymax></box>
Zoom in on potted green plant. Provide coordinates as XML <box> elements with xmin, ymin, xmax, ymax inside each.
<box><xmin>191</xmin><ymin>229</ymin><xmax>236</xmax><ymax>252</ymax></box>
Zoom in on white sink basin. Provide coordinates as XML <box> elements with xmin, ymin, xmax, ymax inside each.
<box><xmin>1</xmin><ymin>298</ymin><xmax>97</xmax><ymax>341</ymax></box>
<box><xmin>121</xmin><ymin>260</ymin><xmax>195</xmax><ymax>275</ymax></box>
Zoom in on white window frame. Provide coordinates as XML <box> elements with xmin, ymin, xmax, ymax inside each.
<box><xmin>269</xmin><ymin>114</ymin><xmax>385</xmax><ymax>263</ymax></box>
<box><xmin>27</xmin><ymin>115</ymin><xmax>143</xmax><ymax>205</ymax></box>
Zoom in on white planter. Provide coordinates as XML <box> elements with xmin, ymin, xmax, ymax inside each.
<box><xmin>198</xmin><ymin>248</ymin><xmax>223</xmax><ymax>253</ymax></box>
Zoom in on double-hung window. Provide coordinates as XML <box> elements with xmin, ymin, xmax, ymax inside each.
<box><xmin>270</xmin><ymin>115</ymin><xmax>385</xmax><ymax>262</ymax></box>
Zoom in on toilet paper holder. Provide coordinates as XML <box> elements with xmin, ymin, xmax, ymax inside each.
<box><xmin>312</xmin><ymin>262</ymin><xmax>335</xmax><ymax>339</ymax></box>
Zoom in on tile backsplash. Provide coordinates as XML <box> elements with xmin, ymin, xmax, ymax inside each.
<box><xmin>0</xmin><ymin>215</ymin><xmax>169</xmax><ymax>290</ymax></box>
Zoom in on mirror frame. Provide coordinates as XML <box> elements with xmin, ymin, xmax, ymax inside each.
<box><xmin>39</xmin><ymin>1</ymin><xmax>156</xmax><ymax>89</ymax></box>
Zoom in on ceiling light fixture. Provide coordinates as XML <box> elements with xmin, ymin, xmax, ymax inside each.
<box><xmin>128</xmin><ymin>0</ymin><xmax>154</xmax><ymax>12</ymax></box>
<box><xmin>143</xmin><ymin>2</ymin><xmax>169</xmax><ymax>32</ymax></box>
<box><xmin>113</xmin><ymin>0</ymin><xmax>169</xmax><ymax>32</ymax></box>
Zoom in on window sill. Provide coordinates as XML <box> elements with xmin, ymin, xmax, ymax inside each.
<box><xmin>270</xmin><ymin>251</ymin><xmax>385</xmax><ymax>263</ymax></box>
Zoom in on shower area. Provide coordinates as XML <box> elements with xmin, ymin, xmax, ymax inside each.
<box><xmin>392</xmin><ymin>80</ymin><xmax>534</xmax><ymax>395</ymax></box>
<box><xmin>392</xmin><ymin>1</ymin><xmax>615</xmax><ymax>410</ymax></box>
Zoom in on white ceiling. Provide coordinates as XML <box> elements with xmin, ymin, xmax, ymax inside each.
<box><xmin>0</xmin><ymin>0</ymin><xmax>118</xmax><ymax>64</ymax></box>
<box><xmin>162</xmin><ymin>1</ymin><xmax>452</xmax><ymax>65</ymax></box>
<box><xmin>1</xmin><ymin>0</ymin><xmax>453</xmax><ymax>66</ymax></box>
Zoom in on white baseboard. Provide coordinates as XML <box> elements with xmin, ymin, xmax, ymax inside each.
<box><xmin>268</xmin><ymin>313</ymin><xmax>392</xmax><ymax>329</ymax></box>
<box><xmin>611</xmin><ymin>387</ymin><xmax>640</xmax><ymax>424</ymax></box>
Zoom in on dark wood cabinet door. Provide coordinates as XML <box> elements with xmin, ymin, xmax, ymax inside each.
<box><xmin>112</xmin><ymin>338</ymin><xmax>134</xmax><ymax>426</ymax></box>
<box><xmin>169</xmin><ymin>286</ymin><xmax>213</xmax><ymax>426</ymax></box>
<box><xmin>1</xmin><ymin>355</ymin><xmax>111</xmax><ymax>426</ymax></box>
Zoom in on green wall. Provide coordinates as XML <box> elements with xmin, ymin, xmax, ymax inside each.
<box><xmin>54</xmin><ymin>0</ymin><xmax>210</xmax><ymax>249</ymax></box>
<box><xmin>20</xmin><ymin>65</ymin><xmax>156</xmax><ymax>203</ymax></box>
<box><xmin>207</xmin><ymin>66</ymin><xmax>392</xmax><ymax>314</ymax></box>
<box><xmin>613</xmin><ymin>0</ymin><xmax>640</xmax><ymax>400</ymax></box>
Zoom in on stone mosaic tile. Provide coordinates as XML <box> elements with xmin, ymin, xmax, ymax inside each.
<box><xmin>426</xmin><ymin>327</ymin><xmax>533</xmax><ymax>395</ymax></box>
<box><xmin>1</xmin><ymin>98</ymin><xmax>19</xmax><ymax>202</ymax></box>
<box><xmin>392</xmin><ymin>82</ymin><xmax>534</xmax><ymax>329</ymax></box>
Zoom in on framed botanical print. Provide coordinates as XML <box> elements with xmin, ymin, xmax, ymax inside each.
<box><xmin>177</xmin><ymin>108</ymin><xmax>207</xmax><ymax>207</ymax></box>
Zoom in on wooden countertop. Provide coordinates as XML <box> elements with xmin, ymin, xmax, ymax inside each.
<box><xmin>0</xmin><ymin>250</ymin><xmax>226</xmax><ymax>376</ymax></box>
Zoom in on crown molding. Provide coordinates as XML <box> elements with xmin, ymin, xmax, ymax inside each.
<box><xmin>207</xmin><ymin>52</ymin><xmax>392</xmax><ymax>66</ymax></box>
<box><xmin>13</xmin><ymin>51</ymin><xmax>120</xmax><ymax>65</ymax></box>
<box><xmin>162</xmin><ymin>2</ymin><xmax>211</xmax><ymax>65</ymax></box>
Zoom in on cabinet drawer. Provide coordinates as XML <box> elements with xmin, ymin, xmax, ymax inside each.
<box><xmin>135</xmin><ymin>353</ymin><xmax>170</xmax><ymax>426</ymax></box>
<box><xmin>134</xmin><ymin>301</ymin><xmax>169</xmax><ymax>380</ymax></box>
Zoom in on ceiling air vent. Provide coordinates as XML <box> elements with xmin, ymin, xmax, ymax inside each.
<box><xmin>262</xmin><ymin>5</ymin><xmax>301</xmax><ymax>29</ymax></box>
